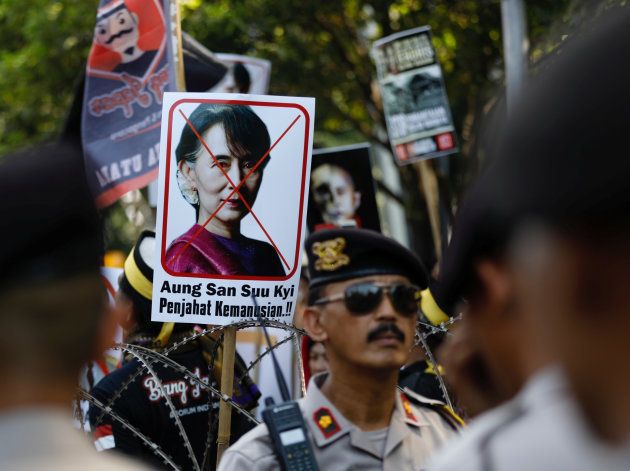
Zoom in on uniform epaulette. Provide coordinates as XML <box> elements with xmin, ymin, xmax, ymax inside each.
<box><xmin>401</xmin><ymin>387</ymin><xmax>465</xmax><ymax>430</ymax></box>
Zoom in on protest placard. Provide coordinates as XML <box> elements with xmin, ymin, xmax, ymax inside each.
<box><xmin>179</xmin><ymin>34</ymin><xmax>272</xmax><ymax>94</ymax></box>
<box><xmin>372</xmin><ymin>26</ymin><xmax>458</xmax><ymax>165</ymax></box>
<box><xmin>82</xmin><ymin>0</ymin><xmax>177</xmax><ymax>207</ymax></box>
<box><xmin>152</xmin><ymin>92</ymin><xmax>315</xmax><ymax>325</ymax></box>
<box><xmin>308</xmin><ymin>143</ymin><xmax>381</xmax><ymax>232</ymax></box>
<box><xmin>211</xmin><ymin>53</ymin><xmax>271</xmax><ymax>95</ymax></box>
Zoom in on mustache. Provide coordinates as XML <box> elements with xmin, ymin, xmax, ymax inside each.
<box><xmin>105</xmin><ymin>27</ymin><xmax>134</xmax><ymax>45</ymax></box>
<box><xmin>367</xmin><ymin>323</ymin><xmax>405</xmax><ymax>343</ymax></box>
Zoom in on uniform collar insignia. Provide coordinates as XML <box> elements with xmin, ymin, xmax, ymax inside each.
<box><xmin>400</xmin><ymin>392</ymin><xmax>420</xmax><ymax>426</ymax></box>
<box><xmin>312</xmin><ymin>237</ymin><xmax>350</xmax><ymax>272</ymax></box>
<box><xmin>313</xmin><ymin>407</ymin><xmax>341</xmax><ymax>438</ymax></box>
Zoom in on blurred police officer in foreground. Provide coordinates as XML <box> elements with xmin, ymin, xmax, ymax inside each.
<box><xmin>489</xmin><ymin>5</ymin><xmax>630</xmax><ymax>458</ymax></box>
<box><xmin>429</xmin><ymin>7</ymin><xmax>630</xmax><ymax>471</ymax></box>
<box><xmin>219</xmin><ymin>228</ymin><xmax>460</xmax><ymax>470</ymax></box>
<box><xmin>0</xmin><ymin>142</ymin><xmax>147</xmax><ymax>470</ymax></box>
<box><xmin>427</xmin><ymin>170</ymin><xmax>625</xmax><ymax>471</ymax></box>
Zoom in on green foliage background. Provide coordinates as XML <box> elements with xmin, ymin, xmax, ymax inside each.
<box><xmin>0</xmin><ymin>0</ymin><xmax>625</xmax><ymax>255</ymax></box>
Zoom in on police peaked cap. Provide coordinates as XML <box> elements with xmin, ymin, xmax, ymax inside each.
<box><xmin>437</xmin><ymin>9</ymin><xmax>630</xmax><ymax>312</ymax></box>
<box><xmin>305</xmin><ymin>228</ymin><xmax>428</xmax><ymax>290</ymax></box>
<box><xmin>434</xmin><ymin>166</ymin><xmax>512</xmax><ymax>316</ymax></box>
<box><xmin>486</xmin><ymin>9</ymin><xmax>630</xmax><ymax>233</ymax></box>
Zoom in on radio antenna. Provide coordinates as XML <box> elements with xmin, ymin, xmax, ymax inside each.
<box><xmin>252</xmin><ymin>295</ymin><xmax>292</xmax><ymax>402</ymax></box>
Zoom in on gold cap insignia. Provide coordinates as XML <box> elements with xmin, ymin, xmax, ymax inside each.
<box><xmin>312</xmin><ymin>237</ymin><xmax>350</xmax><ymax>272</ymax></box>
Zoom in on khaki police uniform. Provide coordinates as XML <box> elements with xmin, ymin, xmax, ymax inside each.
<box><xmin>427</xmin><ymin>367</ymin><xmax>630</xmax><ymax>471</ymax></box>
<box><xmin>218</xmin><ymin>373</ymin><xmax>457</xmax><ymax>471</ymax></box>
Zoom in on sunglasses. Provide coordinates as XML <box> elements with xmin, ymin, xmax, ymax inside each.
<box><xmin>313</xmin><ymin>282</ymin><xmax>420</xmax><ymax>317</ymax></box>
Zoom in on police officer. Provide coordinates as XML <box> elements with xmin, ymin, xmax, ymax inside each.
<box><xmin>88</xmin><ymin>231</ymin><xmax>259</xmax><ymax>470</ymax></box>
<box><xmin>428</xmin><ymin>8</ymin><xmax>630</xmax><ymax>471</ymax></box>
<box><xmin>0</xmin><ymin>141</ymin><xmax>148</xmax><ymax>470</ymax></box>
<box><xmin>219</xmin><ymin>228</ymin><xmax>459</xmax><ymax>470</ymax></box>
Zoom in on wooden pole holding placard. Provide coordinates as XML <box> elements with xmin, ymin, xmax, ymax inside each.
<box><xmin>148</xmin><ymin>0</ymin><xmax>187</xmax><ymax>210</ymax></box>
<box><xmin>168</xmin><ymin>0</ymin><xmax>186</xmax><ymax>92</ymax></box>
<box><xmin>216</xmin><ymin>325</ymin><xmax>237</xmax><ymax>467</ymax></box>
<box><xmin>417</xmin><ymin>159</ymin><xmax>442</xmax><ymax>260</ymax></box>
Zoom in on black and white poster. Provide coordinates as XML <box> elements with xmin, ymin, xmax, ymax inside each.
<box><xmin>308</xmin><ymin>143</ymin><xmax>381</xmax><ymax>233</ymax></box>
<box><xmin>372</xmin><ymin>26</ymin><xmax>458</xmax><ymax>165</ymax></box>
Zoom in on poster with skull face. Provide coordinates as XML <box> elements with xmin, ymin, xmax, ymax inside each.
<box><xmin>307</xmin><ymin>143</ymin><xmax>381</xmax><ymax>233</ymax></box>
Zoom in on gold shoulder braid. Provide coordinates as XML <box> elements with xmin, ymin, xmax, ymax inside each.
<box><xmin>312</xmin><ymin>237</ymin><xmax>350</xmax><ymax>272</ymax></box>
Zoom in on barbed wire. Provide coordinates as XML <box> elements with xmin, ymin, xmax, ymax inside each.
<box><xmin>123</xmin><ymin>344</ymin><xmax>259</xmax><ymax>425</ymax></box>
<box><xmin>414</xmin><ymin>313</ymin><xmax>463</xmax><ymax>412</ymax></box>
<box><xmin>83</xmin><ymin>316</ymin><xmax>456</xmax><ymax>470</ymax></box>
<box><xmin>85</xmin><ymin>320</ymin><xmax>302</xmax><ymax>470</ymax></box>
<box><xmin>123</xmin><ymin>346</ymin><xmax>201</xmax><ymax>471</ymax></box>
<box><xmin>417</xmin><ymin>313</ymin><xmax>462</xmax><ymax>337</ymax></box>
<box><xmin>238</xmin><ymin>333</ymin><xmax>297</xmax><ymax>383</ymax></box>
<box><xmin>92</xmin><ymin>324</ymin><xmax>228</xmax><ymax>427</ymax></box>
<box><xmin>78</xmin><ymin>389</ymin><xmax>181</xmax><ymax>470</ymax></box>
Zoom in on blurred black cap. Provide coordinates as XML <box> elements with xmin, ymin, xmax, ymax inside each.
<box><xmin>436</xmin><ymin>166</ymin><xmax>513</xmax><ymax>311</ymax></box>
<box><xmin>305</xmin><ymin>228</ymin><xmax>428</xmax><ymax>289</ymax></box>
<box><xmin>489</xmin><ymin>9</ymin><xmax>630</xmax><ymax>233</ymax></box>
<box><xmin>436</xmin><ymin>9</ymin><xmax>630</xmax><ymax>308</ymax></box>
<box><xmin>0</xmin><ymin>141</ymin><xmax>102</xmax><ymax>289</ymax></box>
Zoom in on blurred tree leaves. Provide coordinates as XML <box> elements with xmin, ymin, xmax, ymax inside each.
<box><xmin>0</xmin><ymin>0</ymin><xmax>98</xmax><ymax>152</ymax></box>
<box><xmin>0</xmin><ymin>0</ymin><xmax>585</xmax><ymax>180</ymax></box>
<box><xmin>1</xmin><ymin>0</ymin><xmax>625</xmax><ymax>255</ymax></box>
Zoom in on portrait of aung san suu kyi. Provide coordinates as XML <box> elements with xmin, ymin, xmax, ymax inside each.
<box><xmin>165</xmin><ymin>103</ymin><xmax>286</xmax><ymax>277</ymax></box>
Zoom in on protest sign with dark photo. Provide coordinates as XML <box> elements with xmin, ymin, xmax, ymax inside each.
<box><xmin>372</xmin><ymin>26</ymin><xmax>458</xmax><ymax>165</ymax></box>
<box><xmin>152</xmin><ymin>92</ymin><xmax>315</xmax><ymax>325</ymax></box>
<box><xmin>308</xmin><ymin>143</ymin><xmax>381</xmax><ymax>233</ymax></box>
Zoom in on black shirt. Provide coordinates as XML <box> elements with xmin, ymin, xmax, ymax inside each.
<box><xmin>89</xmin><ymin>345</ymin><xmax>254</xmax><ymax>470</ymax></box>
<box><xmin>399</xmin><ymin>359</ymin><xmax>447</xmax><ymax>403</ymax></box>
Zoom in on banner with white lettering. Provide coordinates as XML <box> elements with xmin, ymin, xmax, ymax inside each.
<box><xmin>152</xmin><ymin>92</ymin><xmax>315</xmax><ymax>325</ymax></box>
<box><xmin>82</xmin><ymin>0</ymin><xmax>177</xmax><ymax>207</ymax></box>
<box><xmin>372</xmin><ymin>26</ymin><xmax>458</xmax><ymax>165</ymax></box>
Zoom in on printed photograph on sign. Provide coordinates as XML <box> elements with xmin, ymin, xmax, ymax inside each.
<box><xmin>308</xmin><ymin>143</ymin><xmax>381</xmax><ymax>233</ymax></box>
<box><xmin>372</xmin><ymin>26</ymin><xmax>458</xmax><ymax>165</ymax></box>
<box><xmin>153</xmin><ymin>92</ymin><xmax>315</xmax><ymax>325</ymax></box>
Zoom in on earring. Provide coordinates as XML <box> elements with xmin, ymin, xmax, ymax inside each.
<box><xmin>176</xmin><ymin>169</ymin><xmax>199</xmax><ymax>205</ymax></box>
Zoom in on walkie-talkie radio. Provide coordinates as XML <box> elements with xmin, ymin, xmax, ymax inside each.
<box><xmin>262</xmin><ymin>398</ymin><xmax>317</xmax><ymax>471</ymax></box>
<box><xmin>252</xmin><ymin>296</ymin><xmax>319</xmax><ymax>471</ymax></box>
